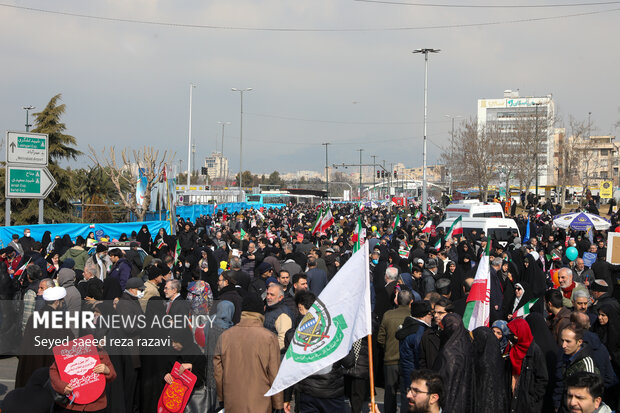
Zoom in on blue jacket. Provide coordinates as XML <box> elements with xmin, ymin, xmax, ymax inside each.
<box><xmin>396</xmin><ymin>316</ymin><xmax>428</xmax><ymax>391</ymax></box>
<box><xmin>108</xmin><ymin>258</ymin><xmax>132</xmax><ymax>291</ymax></box>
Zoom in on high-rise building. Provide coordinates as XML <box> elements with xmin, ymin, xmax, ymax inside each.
<box><xmin>478</xmin><ymin>90</ymin><xmax>555</xmax><ymax>185</ymax></box>
<box><xmin>204</xmin><ymin>152</ymin><xmax>228</xmax><ymax>180</ymax></box>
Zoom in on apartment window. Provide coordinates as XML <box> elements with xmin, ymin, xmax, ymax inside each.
<box><xmin>601</xmin><ymin>171</ymin><xmax>609</xmax><ymax>179</ymax></box>
<box><xmin>601</xmin><ymin>149</ymin><xmax>609</xmax><ymax>156</ymax></box>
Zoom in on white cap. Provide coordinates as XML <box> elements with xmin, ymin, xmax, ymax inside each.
<box><xmin>42</xmin><ymin>286</ymin><xmax>66</xmax><ymax>301</ymax></box>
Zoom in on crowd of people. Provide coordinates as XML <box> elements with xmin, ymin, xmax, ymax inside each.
<box><xmin>0</xmin><ymin>198</ymin><xmax>619</xmax><ymax>413</ymax></box>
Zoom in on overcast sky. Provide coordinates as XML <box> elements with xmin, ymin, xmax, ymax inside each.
<box><xmin>1</xmin><ymin>0</ymin><xmax>618</xmax><ymax>175</ymax></box>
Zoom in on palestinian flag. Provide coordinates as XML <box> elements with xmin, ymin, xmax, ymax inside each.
<box><xmin>463</xmin><ymin>241</ymin><xmax>491</xmax><ymax>330</ymax></box>
<box><xmin>444</xmin><ymin>215</ymin><xmax>463</xmax><ymax>241</ymax></box>
<box><xmin>414</xmin><ymin>210</ymin><xmax>422</xmax><ymax>220</ymax></box>
<box><xmin>320</xmin><ymin>209</ymin><xmax>334</xmax><ymax>233</ymax></box>
<box><xmin>352</xmin><ymin>216</ymin><xmax>363</xmax><ymax>252</ymax></box>
<box><xmin>391</xmin><ymin>215</ymin><xmax>400</xmax><ymax>230</ymax></box>
<box><xmin>174</xmin><ymin>240</ymin><xmax>181</xmax><ymax>264</ymax></box>
<box><xmin>14</xmin><ymin>258</ymin><xmax>31</xmax><ymax>279</ymax></box>
<box><xmin>512</xmin><ymin>298</ymin><xmax>539</xmax><ymax>319</ymax></box>
<box><xmin>311</xmin><ymin>208</ymin><xmax>324</xmax><ymax>235</ymax></box>
<box><xmin>421</xmin><ymin>221</ymin><xmax>433</xmax><ymax>233</ymax></box>
<box><xmin>433</xmin><ymin>238</ymin><xmax>441</xmax><ymax>251</ymax></box>
<box><xmin>156</xmin><ymin>238</ymin><xmax>165</xmax><ymax>249</ymax></box>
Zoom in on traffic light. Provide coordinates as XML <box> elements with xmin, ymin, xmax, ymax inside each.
<box><xmin>201</xmin><ymin>167</ymin><xmax>208</xmax><ymax>175</ymax></box>
<box><xmin>394</xmin><ymin>171</ymin><xmax>398</xmax><ymax>179</ymax></box>
<box><xmin>381</xmin><ymin>171</ymin><xmax>385</xmax><ymax>178</ymax></box>
<box><xmin>377</xmin><ymin>170</ymin><xmax>380</xmax><ymax>179</ymax></box>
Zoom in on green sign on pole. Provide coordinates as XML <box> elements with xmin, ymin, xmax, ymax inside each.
<box><xmin>5</xmin><ymin>166</ymin><xmax>57</xmax><ymax>199</ymax></box>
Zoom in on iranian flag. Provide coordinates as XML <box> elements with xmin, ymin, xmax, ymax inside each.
<box><xmin>352</xmin><ymin>216</ymin><xmax>364</xmax><ymax>252</ymax></box>
<box><xmin>391</xmin><ymin>215</ymin><xmax>400</xmax><ymax>230</ymax></box>
<box><xmin>156</xmin><ymin>238</ymin><xmax>165</xmax><ymax>249</ymax></box>
<box><xmin>512</xmin><ymin>298</ymin><xmax>539</xmax><ymax>319</ymax></box>
<box><xmin>463</xmin><ymin>242</ymin><xmax>491</xmax><ymax>331</ymax></box>
<box><xmin>320</xmin><ymin>209</ymin><xmax>334</xmax><ymax>233</ymax></box>
<box><xmin>433</xmin><ymin>238</ymin><xmax>441</xmax><ymax>251</ymax></box>
<box><xmin>311</xmin><ymin>208</ymin><xmax>324</xmax><ymax>235</ymax></box>
<box><xmin>14</xmin><ymin>258</ymin><xmax>31</xmax><ymax>279</ymax></box>
<box><xmin>174</xmin><ymin>240</ymin><xmax>182</xmax><ymax>264</ymax></box>
<box><xmin>444</xmin><ymin>215</ymin><xmax>463</xmax><ymax>241</ymax></box>
<box><xmin>414</xmin><ymin>210</ymin><xmax>422</xmax><ymax>220</ymax></box>
<box><xmin>421</xmin><ymin>221</ymin><xmax>433</xmax><ymax>233</ymax></box>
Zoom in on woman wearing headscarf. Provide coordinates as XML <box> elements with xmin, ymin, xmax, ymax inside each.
<box><xmin>525</xmin><ymin>312</ymin><xmax>560</xmax><ymax>412</ymax></box>
<box><xmin>492</xmin><ymin>319</ymin><xmax>511</xmax><ymax>355</ymax></box>
<box><xmin>472</xmin><ymin>326</ymin><xmax>508</xmax><ymax>413</ymax></box>
<box><xmin>593</xmin><ymin>301</ymin><xmax>620</xmax><ymax>371</ymax></box>
<box><xmin>153</xmin><ymin>228</ymin><xmax>171</xmax><ymax>258</ymax></box>
<box><xmin>456</xmin><ymin>241</ymin><xmax>476</xmax><ymax>276</ymax></box>
<box><xmin>518</xmin><ymin>253</ymin><xmax>547</xmax><ymax>300</ymax></box>
<box><xmin>187</xmin><ymin>280</ymin><xmax>214</xmax><ymax>351</ymax></box>
<box><xmin>59</xmin><ymin>234</ymin><xmax>73</xmax><ymax>257</ymax></box>
<box><xmin>40</xmin><ymin>231</ymin><xmax>52</xmax><ymax>254</ymax></box>
<box><xmin>136</xmin><ymin>224</ymin><xmax>152</xmax><ymax>252</ymax></box>
<box><xmin>506</xmin><ymin>318</ymin><xmax>548</xmax><ymax>413</ymax></box>
<box><xmin>433</xmin><ymin>313</ymin><xmax>475</xmax><ymax>413</ymax></box>
<box><xmin>444</xmin><ymin>260</ymin><xmax>465</xmax><ymax>301</ymax></box>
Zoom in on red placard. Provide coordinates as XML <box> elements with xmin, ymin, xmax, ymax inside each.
<box><xmin>157</xmin><ymin>362</ymin><xmax>197</xmax><ymax>413</ymax></box>
<box><xmin>52</xmin><ymin>334</ymin><xmax>106</xmax><ymax>405</ymax></box>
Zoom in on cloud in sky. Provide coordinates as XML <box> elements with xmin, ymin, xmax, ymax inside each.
<box><xmin>0</xmin><ymin>0</ymin><xmax>618</xmax><ymax>175</ymax></box>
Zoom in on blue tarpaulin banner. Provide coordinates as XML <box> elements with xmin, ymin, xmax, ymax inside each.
<box><xmin>175</xmin><ymin>202</ymin><xmax>285</xmax><ymax>223</ymax></box>
<box><xmin>0</xmin><ymin>221</ymin><xmax>170</xmax><ymax>248</ymax></box>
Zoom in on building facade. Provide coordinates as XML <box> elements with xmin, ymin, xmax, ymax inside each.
<box><xmin>478</xmin><ymin>89</ymin><xmax>555</xmax><ymax>186</ymax></box>
<box><xmin>204</xmin><ymin>152</ymin><xmax>229</xmax><ymax>180</ymax></box>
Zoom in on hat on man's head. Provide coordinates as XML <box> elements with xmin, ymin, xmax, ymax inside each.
<box><xmin>242</xmin><ymin>294</ymin><xmax>265</xmax><ymax>315</ymax></box>
<box><xmin>126</xmin><ymin>277</ymin><xmax>145</xmax><ymax>290</ymax></box>
<box><xmin>592</xmin><ymin>279</ymin><xmax>609</xmax><ymax>292</ymax></box>
<box><xmin>257</xmin><ymin>262</ymin><xmax>273</xmax><ymax>274</ymax></box>
<box><xmin>146</xmin><ymin>265</ymin><xmax>163</xmax><ymax>280</ymax></box>
<box><xmin>411</xmin><ymin>301</ymin><xmax>432</xmax><ymax>318</ymax></box>
<box><xmin>96</xmin><ymin>244</ymin><xmax>108</xmax><ymax>253</ymax></box>
<box><xmin>43</xmin><ymin>286</ymin><xmax>66</xmax><ymax>301</ymax></box>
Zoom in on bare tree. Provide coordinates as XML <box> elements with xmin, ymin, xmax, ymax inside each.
<box><xmin>89</xmin><ymin>146</ymin><xmax>175</xmax><ymax>221</ymax></box>
<box><xmin>443</xmin><ymin>118</ymin><xmax>503</xmax><ymax>201</ymax></box>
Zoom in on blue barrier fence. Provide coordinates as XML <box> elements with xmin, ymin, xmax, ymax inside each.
<box><xmin>0</xmin><ymin>221</ymin><xmax>170</xmax><ymax>248</ymax></box>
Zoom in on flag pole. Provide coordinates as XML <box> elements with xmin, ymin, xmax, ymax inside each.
<box><xmin>368</xmin><ymin>334</ymin><xmax>376</xmax><ymax>411</ymax></box>
<box><xmin>364</xmin><ymin>240</ymin><xmax>376</xmax><ymax>411</ymax></box>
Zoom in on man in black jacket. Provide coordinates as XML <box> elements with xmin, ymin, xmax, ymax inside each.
<box><xmin>217</xmin><ymin>271</ymin><xmax>243</xmax><ymax>325</ymax></box>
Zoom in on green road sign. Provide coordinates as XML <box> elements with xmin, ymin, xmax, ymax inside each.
<box><xmin>6</xmin><ymin>131</ymin><xmax>49</xmax><ymax>166</ymax></box>
<box><xmin>5</xmin><ymin>166</ymin><xmax>57</xmax><ymax>199</ymax></box>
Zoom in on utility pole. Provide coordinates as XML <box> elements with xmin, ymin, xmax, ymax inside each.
<box><xmin>371</xmin><ymin>155</ymin><xmax>377</xmax><ymax>200</ymax></box>
<box><xmin>358</xmin><ymin>149</ymin><xmax>363</xmax><ymax>199</ymax></box>
<box><xmin>187</xmin><ymin>84</ymin><xmax>196</xmax><ymax>187</ymax></box>
<box><xmin>322</xmin><ymin>143</ymin><xmax>330</xmax><ymax>200</ymax></box>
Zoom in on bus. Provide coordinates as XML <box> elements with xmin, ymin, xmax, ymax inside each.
<box><xmin>246</xmin><ymin>191</ymin><xmax>323</xmax><ymax>206</ymax></box>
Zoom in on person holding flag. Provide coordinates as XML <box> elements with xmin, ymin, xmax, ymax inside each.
<box><xmin>265</xmin><ymin>243</ymin><xmax>374</xmax><ymax>410</ymax></box>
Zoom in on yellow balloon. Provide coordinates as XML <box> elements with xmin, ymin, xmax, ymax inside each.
<box><xmin>371</xmin><ymin>226</ymin><xmax>377</xmax><ymax>232</ymax></box>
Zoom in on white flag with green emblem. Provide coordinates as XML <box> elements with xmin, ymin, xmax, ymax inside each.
<box><xmin>265</xmin><ymin>242</ymin><xmax>372</xmax><ymax>396</ymax></box>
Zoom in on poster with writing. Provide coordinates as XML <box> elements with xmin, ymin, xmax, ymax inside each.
<box><xmin>607</xmin><ymin>233</ymin><xmax>620</xmax><ymax>265</ymax></box>
<box><xmin>52</xmin><ymin>334</ymin><xmax>106</xmax><ymax>405</ymax></box>
<box><xmin>157</xmin><ymin>362</ymin><xmax>197</xmax><ymax>413</ymax></box>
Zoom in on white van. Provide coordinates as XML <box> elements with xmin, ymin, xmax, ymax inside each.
<box><xmin>445</xmin><ymin>200</ymin><xmax>505</xmax><ymax>219</ymax></box>
<box><xmin>437</xmin><ymin>217</ymin><xmax>520</xmax><ymax>247</ymax></box>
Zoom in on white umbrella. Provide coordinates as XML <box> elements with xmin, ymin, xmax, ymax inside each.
<box><xmin>552</xmin><ymin>211</ymin><xmax>611</xmax><ymax>231</ymax></box>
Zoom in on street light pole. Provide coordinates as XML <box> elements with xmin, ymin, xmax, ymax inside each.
<box><xmin>187</xmin><ymin>84</ymin><xmax>196</xmax><ymax>187</ymax></box>
<box><xmin>232</xmin><ymin>88</ymin><xmax>252</xmax><ymax>193</ymax></box>
<box><xmin>534</xmin><ymin>102</ymin><xmax>542</xmax><ymax>200</ymax></box>
<box><xmin>23</xmin><ymin>105</ymin><xmax>35</xmax><ymax>132</ymax></box>
<box><xmin>322</xmin><ymin>143</ymin><xmax>330</xmax><ymax>200</ymax></box>
<box><xmin>218</xmin><ymin>121</ymin><xmax>231</xmax><ymax>182</ymax></box>
<box><xmin>444</xmin><ymin>114</ymin><xmax>462</xmax><ymax>199</ymax></box>
<box><xmin>413</xmin><ymin>48</ymin><xmax>440</xmax><ymax>213</ymax></box>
